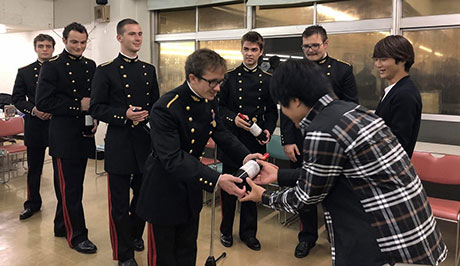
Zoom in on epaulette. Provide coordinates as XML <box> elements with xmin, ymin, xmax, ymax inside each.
<box><xmin>49</xmin><ymin>54</ymin><xmax>60</xmax><ymax>62</ymax></box>
<box><xmin>226</xmin><ymin>67</ymin><xmax>236</xmax><ymax>73</ymax></box>
<box><xmin>335</xmin><ymin>58</ymin><xmax>351</xmax><ymax>66</ymax></box>
<box><xmin>261</xmin><ymin>69</ymin><xmax>272</xmax><ymax>76</ymax></box>
<box><xmin>100</xmin><ymin>60</ymin><xmax>114</xmax><ymax>67</ymax></box>
<box><xmin>142</xmin><ymin>61</ymin><xmax>154</xmax><ymax>67</ymax></box>
<box><xmin>166</xmin><ymin>94</ymin><xmax>179</xmax><ymax>109</ymax></box>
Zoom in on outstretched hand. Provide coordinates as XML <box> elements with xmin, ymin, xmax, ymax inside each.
<box><xmin>240</xmin><ymin>178</ymin><xmax>265</xmax><ymax>203</ymax></box>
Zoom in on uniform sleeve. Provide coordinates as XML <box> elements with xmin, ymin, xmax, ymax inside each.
<box><xmin>387</xmin><ymin>90</ymin><xmax>421</xmax><ymax>157</ymax></box>
<box><xmin>150</xmin><ymin>103</ymin><xmax>221</xmax><ymax>192</ymax></box>
<box><xmin>261</xmin><ymin>132</ymin><xmax>345</xmax><ymax>213</ymax></box>
<box><xmin>35</xmin><ymin>62</ymin><xmax>81</xmax><ymax>116</ymax></box>
<box><xmin>218</xmin><ymin>78</ymin><xmax>237</xmax><ymax>128</ymax></box>
<box><xmin>280</xmin><ymin>111</ymin><xmax>297</xmax><ymax>145</ymax></box>
<box><xmin>340</xmin><ymin>65</ymin><xmax>359</xmax><ymax>104</ymax></box>
<box><xmin>149</xmin><ymin>66</ymin><xmax>160</xmax><ymax>106</ymax></box>
<box><xmin>263</xmin><ymin>77</ymin><xmax>278</xmax><ymax>134</ymax></box>
<box><xmin>89</xmin><ymin>66</ymin><xmax>127</xmax><ymax>125</ymax></box>
<box><xmin>12</xmin><ymin>69</ymin><xmax>34</xmax><ymax>115</ymax></box>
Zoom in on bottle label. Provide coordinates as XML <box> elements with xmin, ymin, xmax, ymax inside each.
<box><xmin>240</xmin><ymin>160</ymin><xmax>260</xmax><ymax>179</ymax></box>
<box><xmin>249</xmin><ymin>123</ymin><xmax>262</xmax><ymax>137</ymax></box>
<box><xmin>85</xmin><ymin>115</ymin><xmax>94</xmax><ymax>126</ymax></box>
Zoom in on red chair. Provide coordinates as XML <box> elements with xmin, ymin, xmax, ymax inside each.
<box><xmin>412</xmin><ymin>151</ymin><xmax>460</xmax><ymax>266</ymax></box>
<box><xmin>201</xmin><ymin>138</ymin><xmax>222</xmax><ymax>205</ymax></box>
<box><xmin>0</xmin><ymin>117</ymin><xmax>27</xmax><ymax>183</ymax></box>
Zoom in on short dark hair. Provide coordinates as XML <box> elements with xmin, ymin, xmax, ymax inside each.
<box><xmin>270</xmin><ymin>59</ymin><xmax>332</xmax><ymax>107</ymax></box>
<box><xmin>63</xmin><ymin>22</ymin><xmax>88</xmax><ymax>39</ymax></box>
<box><xmin>373</xmin><ymin>35</ymin><xmax>415</xmax><ymax>72</ymax></box>
<box><xmin>185</xmin><ymin>49</ymin><xmax>227</xmax><ymax>81</ymax></box>
<box><xmin>241</xmin><ymin>31</ymin><xmax>264</xmax><ymax>50</ymax></box>
<box><xmin>33</xmin><ymin>34</ymin><xmax>55</xmax><ymax>48</ymax></box>
<box><xmin>117</xmin><ymin>18</ymin><xmax>139</xmax><ymax>35</ymax></box>
<box><xmin>302</xmin><ymin>25</ymin><xmax>328</xmax><ymax>42</ymax></box>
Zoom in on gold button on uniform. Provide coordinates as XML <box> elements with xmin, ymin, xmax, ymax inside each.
<box><xmin>123</xmin><ymin>74</ymin><xmax>127</xmax><ymax>78</ymax></box>
<box><xmin>204</xmin><ymin>180</ymin><xmax>208</xmax><ymax>184</ymax></box>
<box><xmin>73</xmin><ymin>89</ymin><xmax>77</xmax><ymax>92</ymax></box>
<box><xmin>238</xmin><ymin>80</ymin><xmax>242</xmax><ymax>83</ymax></box>
<box><xmin>120</xmin><ymin>65</ymin><xmax>124</xmax><ymax>69</ymax></box>
<box><xmin>146</xmin><ymin>82</ymin><xmax>149</xmax><ymax>85</ymax></box>
<box><xmin>209</xmin><ymin>130</ymin><xmax>213</xmax><ymax>135</ymax></box>
<box><xmin>191</xmin><ymin>139</ymin><xmax>195</xmax><ymax>144</ymax></box>
<box><xmin>189</xmin><ymin>149</ymin><xmax>193</xmax><ymax>154</ymax></box>
<box><xmin>259</xmin><ymin>74</ymin><xmax>262</xmax><ymax>77</ymax></box>
<box><xmin>72</xmin><ymin>80</ymin><xmax>76</xmax><ymax>83</ymax></box>
<box><xmin>35</xmin><ymin>74</ymin><xmax>38</xmax><ymax>77</ymax></box>
<box><xmin>239</xmin><ymin>88</ymin><xmax>242</xmax><ymax>91</ymax></box>
<box><xmin>239</xmin><ymin>96</ymin><xmax>242</xmax><ymax>100</ymax></box>
<box><xmin>186</xmin><ymin>106</ymin><xmax>190</xmax><ymax>111</ymax></box>
<box><xmin>144</xmin><ymin>73</ymin><xmax>147</xmax><ymax>76</ymax></box>
<box><xmin>146</xmin><ymin>92</ymin><xmax>150</xmax><ymax>96</ymax></box>
<box><xmin>238</xmin><ymin>73</ymin><xmax>241</xmax><ymax>76</ymax></box>
<box><xmin>191</xmin><ymin>128</ymin><xmax>195</xmax><ymax>133</ymax></box>
<box><xmin>188</xmin><ymin>117</ymin><xmax>193</xmax><ymax>122</ymax></box>
<box><xmin>328</xmin><ymin>65</ymin><xmax>331</xmax><ymax>68</ymax></box>
<box><xmin>239</xmin><ymin>105</ymin><xmax>242</xmax><ymax>109</ymax></box>
<box><xmin>66</xmin><ymin>63</ymin><xmax>70</xmax><ymax>66</ymax></box>
<box><xmin>69</xmin><ymin>72</ymin><xmax>72</xmax><ymax>75</ymax></box>
<box><xmin>200</xmin><ymin>178</ymin><xmax>203</xmax><ymax>182</ymax></box>
<box><xmin>125</xmin><ymin>84</ymin><xmax>129</xmax><ymax>88</ymax></box>
<box><xmin>34</xmin><ymin>67</ymin><xmax>37</xmax><ymax>71</ymax></box>
<box><xmin>127</xmin><ymin>94</ymin><xmax>131</xmax><ymax>98</ymax></box>
<box><xmin>327</xmin><ymin>72</ymin><xmax>331</xmax><ymax>76</ymax></box>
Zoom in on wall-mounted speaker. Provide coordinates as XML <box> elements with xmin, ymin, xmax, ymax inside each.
<box><xmin>96</xmin><ymin>0</ymin><xmax>108</xmax><ymax>5</ymax></box>
<box><xmin>95</xmin><ymin>5</ymin><xmax>110</xmax><ymax>23</ymax></box>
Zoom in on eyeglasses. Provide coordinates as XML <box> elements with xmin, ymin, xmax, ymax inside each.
<box><xmin>301</xmin><ymin>42</ymin><xmax>324</xmax><ymax>51</ymax></box>
<box><xmin>196</xmin><ymin>75</ymin><xmax>225</xmax><ymax>88</ymax></box>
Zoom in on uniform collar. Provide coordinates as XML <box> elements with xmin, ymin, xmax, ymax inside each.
<box><xmin>63</xmin><ymin>48</ymin><xmax>83</xmax><ymax>61</ymax></box>
<box><xmin>300</xmin><ymin>93</ymin><xmax>337</xmax><ymax>131</ymax></box>
<box><xmin>316</xmin><ymin>53</ymin><xmax>329</xmax><ymax>65</ymax></box>
<box><xmin>242</xmin><ymin>63</ymin><xmax>258</xmax><ymax>73</ymax></box>
<box><xmin>36</xmin><ymin>60</ymin><xmax>43</xmax><ymax>66</ymax></box>
<box><xmin>186</xmin><ymin>81</ymin><xmax>208</xmax><ymax>103</ymax></box>
<box><xmin>119</xmin><ymin>52</ymin><xmax>139</xmax><ymax>63</ymax></box>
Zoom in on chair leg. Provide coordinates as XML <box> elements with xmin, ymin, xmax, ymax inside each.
<box><xmin>455</xmin><ymin>213</ymin><xmax>459</xmax><ymax>266</ymax></box>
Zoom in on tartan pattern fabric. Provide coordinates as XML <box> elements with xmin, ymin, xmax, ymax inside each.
<box><xmin>262</xmin><ymin>93</ymin><xmax>447</xmax><ymax>265</ymax></box>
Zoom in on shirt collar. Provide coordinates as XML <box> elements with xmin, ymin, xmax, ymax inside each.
<box><xmin>316</xmin><ymin>53</ymin><xmax>329</xmax><ymax>65</ymax></box>
<box><xmin>119</xmin><ymin>52</ymin><xmax>139</xmax><ymax>63</ymax></box>
<box><xmin>300</xmin><ymin>93</ymin><xmax>337</xmax><ymax>131</ymax></box>
<box><xmin>63</xmin><ymin>48</ymin><xmax>83</xmax><ymax>61</ymax></box>
<box><xmin>242</xmin><ymin>63</ymin><xmax>258</xmax><ymax>73</ymax></box>
<box><xmin>187</xmin><ymin>81</ymin><xmax>203</xmax><ymax>99</ymax></box>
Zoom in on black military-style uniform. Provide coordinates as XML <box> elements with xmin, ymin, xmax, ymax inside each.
<box><xmin>12</xmin><ymin>60</ymin><xmax>49</xmax><ymax>212</ymax></box>
<box><xmin>35</xmin><ymin>49</ymin><xmax>96</xmax><ymax>247</ymax></box>
<box><xmin>218</xmin><ymin>64</ymin><xmax>278</xmax><ymax>241</ymax></box>
<box><xmin>280</xmin><ymin>55</ymin><xmax>358</xmax><ymax>247</ymax></box>
<box><xmin>136</xmin><ymin>82</ymin><xmax>250</xmax><ymax>266</ymax></box>
<box><xmin>90</xmin><ymin>53</ymin><xmax>159</xmax><ymax>262</ymax></box>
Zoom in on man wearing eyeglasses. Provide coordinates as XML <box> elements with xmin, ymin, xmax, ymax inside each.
<box><xmin>280</xmin><ymin>25</ymin><xmax>358</xmax><ymax>259</ymax></box>
<box><xmin>136</xmin><ymin>48</ymin><xmax>262</xmax><ymax>266</ymax></box>
<box><xmin>218</xmin><ymin>31</ymin><xmax>278</xmax><ymax>252</ymax></box>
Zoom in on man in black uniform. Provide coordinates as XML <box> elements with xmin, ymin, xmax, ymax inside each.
<box><xmin>35</xmin><ymin>22</ymin><xmax>97</xmax><ymax>254</ymax></box>
<box><xmin>218</xmin><ymin>31</ymin><xmax>278</xmax><ymax>251</ymax></box>
<box><xmin>90</xmin><ymin>18</ymin><xmax>159</xmax><ymax>266</ymax></box>
<box><xmin>12</xmin><ymin>34</ymin><xmax>55</xmax><ymax>220</ymax></box>
<box><xmin>136</xmin><ymin>48</ymin><xmax>262</xmax><ymax>266</ymax></box>
<box><xmin>280</xmin><ymin>25</ymin><xmax>359</xmax><ymax>258</ymax></box>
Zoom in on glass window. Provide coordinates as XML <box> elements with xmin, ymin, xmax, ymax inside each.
<box><xmin>199</xmin><ymin>40</ymin><xmax>242</xmax><ymax>70</ymax></box>
<box><xmin>254</xmin><ymin>4</ymin><xmax>313</xmax><ymax>28</ymax></box>
<box><xmin>403</xmin><ymin>0</ymin><xmax>460</xmax><ymax>17</ymax></box>
<box><xmin>158</xmin><ymin>41</ymin><xmax>195</xmax><ymax>94</ymax></box>
<box><xmin>403</xmin><ymin>29</ymin><xmax>460</xmax><ymax>115</ymax></box>
<box><xmin>198</xmin><ymin>3</ymin><xmax>246</xmax><ymax>31</ymax></box>
<box><xmin>317</xmin><ymin>0</ymin><xmax>392</xmax><ymax>22</ymax></box>
<box><xmin>264</xmin><ymin>32</ymin><xmax>388</xmax><ymax>110</ymax></box>
<box><xmin>157</xmin><ymin>8</ymin><xmax>196</xmax><ymax>34</ymax></box>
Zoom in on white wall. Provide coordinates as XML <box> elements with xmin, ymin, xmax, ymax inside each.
<box><xmin>0</xmin><ymin>0</ymin><xmax>151</xmax><ymax>94</ymax></box>
<box><xmin>0</xmin><ymin>0</ymin><xmax>53</xmax><ymax>30</ymax></box>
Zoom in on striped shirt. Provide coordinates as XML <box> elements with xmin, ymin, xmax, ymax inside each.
<box><xmin>262</xmin><ymin>93</ymin><xmax>447</xmax><ymax>265</ymax></box>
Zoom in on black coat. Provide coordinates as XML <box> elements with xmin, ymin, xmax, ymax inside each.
<box><xmin>35</xmin><ymin>49</ymin><xmax>96</xmax><ymax>159</ymax></box>
<box><xmin>90</xmin><ymin>53</ymin><xmax>160</xmax><ymax>174</ymax></box>
<box><xmin>280</xmin><ymin>56</ymin><xmax>359</xmax><ymax>156</ymax></box>
<box><xmin>12</xmin><ymin>60</ymin><xmax>49</xmax><ymax>147</ymax></box>
<box><xmin>136</xmin><ymin>82</ymin><xmax>250</xmax><ymax>225</ymax></box>
<box><xmin>218</xmin><ymin>64</ymin><xmax>278</xmax><ymax>168</ymax></box>
<box><xmin>375</xmin><ymin>75</ymin><xmax>422</xmax><ymax>158</ymax></box>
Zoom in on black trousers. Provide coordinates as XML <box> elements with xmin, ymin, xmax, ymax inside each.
<box><xmin>291</xmin><ymin>160</ymin><xmax>319</xmax><ymax>245</ymax></box>
<box><xmin>52</xmin><ymin>157</ymin><xmax>89</xmax><ymax>247</ymax></box>
<box><xmin>23</xmin><ymin>146</ymin><xmax>46</xmax><ymax>211</ymax></box>
<box><xmin>108</xmin><ymin>173</ymin><xmax>145</xmax><ymax>261</ymax></box>
<box><xmin>220</xmin><ymin>164</ymin><xmax>257</xmax><ymax>239</ymax></box>
<box><xmin>147</xmin><ymin>216</ymin><xmax>199</xmax><ymax>266</ymax></box>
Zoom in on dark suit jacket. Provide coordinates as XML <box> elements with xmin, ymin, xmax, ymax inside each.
<box><xmin>280</xmin><ymin>56</ymin><xmax>359</xmax><ymax>165</ymax></box>
<box><xmin>36</xmin><ymin>49</ymin><xmax>96</xmax><ymax>159</ymax></box>
<box><xmin>375</xmin><ymin>75</ymin><xmax>422</xmax><ymax>158</ymax></box>
<box><xmin>12</xmin><ymin>60</ymin><xmax>49</xmax><ymax>148</ymax></box>
<box><xmin>90</xmin><ymin>53</ymin><xmax>160</xmax><ymax>174</ymax></box>
<box><xmin>136</xmin><ymin>82</ymin><xmax>250</xmax><ymax>225</ymax></box>
<box><xmin>218</xmin><ymin>64</ymin><xmax>278</xmax><ymax>168</ymax></box>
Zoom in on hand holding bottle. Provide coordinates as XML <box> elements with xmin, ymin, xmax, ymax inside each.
<box><xmin>234</xmin><ymin>153</ymin><xmax>269</xmax><ymax>191</ymax></box>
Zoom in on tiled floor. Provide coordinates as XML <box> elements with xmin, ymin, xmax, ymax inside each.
<box><xmin>0</xmin><ymin>155</ymin><xmax>457</xmax><ymax>266</ymax></box>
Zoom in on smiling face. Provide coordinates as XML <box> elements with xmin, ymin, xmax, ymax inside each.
<box><xmin>302</xmin><ymin>33</ymin><xmax>328</xmax><ymax>62</ymax></box>
<box><xmin>63</xmin><ymin>30</ymin><xmax>87</xmax><ymax>57</ymax></box>
<box><xmin>374</xmin><ymin>57</ymin><xmax>407</xmax><ymax>85</ymax></box>
<box><xmin>35</xmin><ymin>40</ymin><xmax>54</xmax><ymax>61</ymax></box>
<box><xmin>241</xmin><ymin>41</ymin><xmax>263</xmax><ymax>68</ymax></box>
<box><xmin>188</xmin><ymin>68</ymin><xmax>225</xmax><ymax>101</ymax></box>
<box><xmin>117</xmin><ymin>23</ymin><xmax>143</xmax><ymax>56</ymax></box>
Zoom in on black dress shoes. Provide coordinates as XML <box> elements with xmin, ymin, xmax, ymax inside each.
<box><xmin>241</xmin><ymin>236</ymin><xmax>261</xmax><ymax>251</ymax></box>
<box><xmin>73</xmin><ymin>239</ymin><xmax>97</xmax><ymax>254</ymax></box>
<box><xmin>294</xmin><ymin>241</ymin><xmax>314</xmax><ymax>258</ymax></box>
<box><xmin>133</xmin><ymin>238</ymin><xmax>144</xmax><ymax>251</ymax></box>
<box><xmin>118</xmin><ymin>258</ymin><xmax>138</xmax><ymax>266</ymax></box>
<box><xmin>19</xmin><ymin>208</ymin><xmax>37</xmax><ymax>220</ymax></box>
<box><xmin>220</xmin><ymin>233</ymin><xmax>233</xmax><ymax>247</ymax></box>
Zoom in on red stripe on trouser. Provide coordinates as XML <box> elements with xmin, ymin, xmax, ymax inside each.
<box><xmin>57</xmin><ymin>158</ymin><xmax>74</xmax><ymax>247</ymax></box>
<box><xmin>107</xmin><ymin>174</ymin><xmax>119</xmax><ymax>260</ymax></box>
<box><xmin>26</xmin><ymin>180</ymin><xmax>30</xmax><ymax>200</ymax></box>
<box><xmin>219</xmin><ymin>189</ymin><xmax>224</xmax><ymax>222</ymax></box>
<box><xmin>148</xmin><ymin>223</ymin><xmax>157</xmax><ymax>266</ymax></box>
